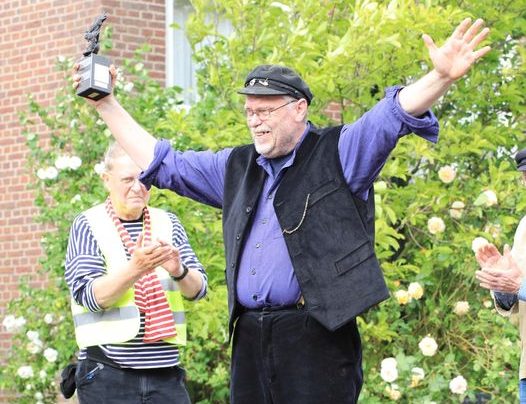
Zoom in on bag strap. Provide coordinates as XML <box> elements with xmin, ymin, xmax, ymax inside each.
<box><xmin>86</xmin><ymin>346</ymin><xmax>122</xmax><ymax>368</ymax></box>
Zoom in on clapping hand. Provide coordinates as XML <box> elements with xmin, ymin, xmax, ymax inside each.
<box><xmin>128</xmin><ymin>233</ymin><xmax>175</xmax><ymax>276</ymax></box>
<box><xmin>157</xmin><ymin>239</ymin><xmax>186</xmax><ymax>278</ymax></box>
<box><xmin>476</xmin><ymin>244</ymin><xmax>523</xmax><ymax>294</ymax></box>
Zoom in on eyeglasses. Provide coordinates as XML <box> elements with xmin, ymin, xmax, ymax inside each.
<box><xmin>244</xmin><ymin>99</ymin><xmax>298</xmax><ymax>120</ymax></box>
<box><xmin>108</xmin><ymin>172</ymin><xmax>143</xmax><ymax>187</ymax></box>
<box><xmin>119</xmin><ymin>176</ymin><xmax>142</xmax><ymax>187</ymax></box>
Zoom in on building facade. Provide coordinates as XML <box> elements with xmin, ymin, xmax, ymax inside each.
<box><xmin>0</xmin><ymin>0</ymin><xmax>166</xmax><ymax>400</ymax></box>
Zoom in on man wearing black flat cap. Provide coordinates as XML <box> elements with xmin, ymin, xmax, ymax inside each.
<box><xmin>74</xmin><ymin>18</ymin><xmax>490</xmax><ymax>404</ymax></box>
<box><xmin>476</xmin><ymin>148</ymin><xmax>526</xmax><ymax>402</ymax></box>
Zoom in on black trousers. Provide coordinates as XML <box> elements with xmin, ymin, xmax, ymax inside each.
<box><xmin>231</xmin><ymin>307</ymin><xmax>363</xmax><ymax>404</ymax></box>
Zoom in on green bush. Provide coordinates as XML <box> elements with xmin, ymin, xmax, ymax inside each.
<box><xmin>2</xmin><ymin>0</ymin><xmax>525</xmax><ymax>403</ymax></box>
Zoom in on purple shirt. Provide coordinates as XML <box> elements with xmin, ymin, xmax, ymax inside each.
<box><xmin>141</xmin><ymin>86</ymin><xmax>439</xmax><ymax>308</ymax></box>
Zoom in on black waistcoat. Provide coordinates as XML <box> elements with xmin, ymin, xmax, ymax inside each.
<box><xmin>223</xmin><ymin>125</ymin><xmax>389</xmax><ymax>335</ymax></box>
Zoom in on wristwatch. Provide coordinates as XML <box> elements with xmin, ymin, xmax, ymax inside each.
<box><xmin>171</xmin><ymin>264</ymin><xmax>189</xmax><ymax>281</ymax></box>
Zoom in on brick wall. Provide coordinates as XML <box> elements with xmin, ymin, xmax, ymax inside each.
<box><xmin>0</xmin><ymin>0</ymin><xmax>165</xmax><ymax>401</ymax></box>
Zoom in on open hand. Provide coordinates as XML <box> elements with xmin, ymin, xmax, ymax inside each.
<box><xmin>423</xmin><ymin>18</ymin><xmax>491</xmax><ymax>81</ymax></box>
<box><xmin>475</xmin><ymin>243</ymin><xmax>502</xmax><ymax>270</ymax></box>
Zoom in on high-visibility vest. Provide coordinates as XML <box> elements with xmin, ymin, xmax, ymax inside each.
<box><xmin>70</xmin><ymin>203</ymin><xmax>186</xmax><ymax>349</ymax></box>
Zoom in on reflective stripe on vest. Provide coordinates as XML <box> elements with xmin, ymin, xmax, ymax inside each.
<box><xmin>71</xmin><ymin>203</ymin><xmax>186</xmax><ymax>348</ymax></box>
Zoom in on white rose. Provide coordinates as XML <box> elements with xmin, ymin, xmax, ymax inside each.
<box><xmin>380</xmin><ymin>357</ymin><xmax>398</xmax><ymax>383</ymax></box>
<box><xmin>43</xmin><ymin>347</ymin><xmax>58</xmax><ymax>363</ymax></box>
<box><xmin>134</xmin><ymin>62</ymin><xmax>144</xmax><ymax>71</ymax></box>
<box><xmin>475</xmin><ymin>190</ymin><xmax>498</xmax><ymax>207</ymax></box>
<box><xmin>39</xmin><ymin>370</ymin><xmax>47</xmax><ymax>380</ymax></box>
<box><xmin>380</xmin><ymin>366</ymin><xmax>398</xmax><ymax>383</ymax></box>
<box><xmin>44</xmin><ymin>314</ymin><xmax>53</xmax><ymax>324</ymax></box>
<box><xmin>449</xmin><ymin>375</ymin><xmax>468</xmax><ymax>395</ymax></box>
<box><xmin>482</xmin><ymin>190</ymin><xmax>498</xmax><ymax>206</ymax></box>
<box><xmin>438</xmin><ymin>165</ymin><xmax>456</xmax><ymax>183</ymax></box>
<box><xmin>394</xmin><ymin>290</ymin><xmax>411</xmax><ymax>305</ymax></box>
<box><xmin>2</xmin><ymin>315</ymin><xmax>16</xmax><ymax>332</ymax></box>
<box><xmin>419</xmin><ymin>336</ymin><xmax>438</xmax><ymax>357</ymax></box>
<box><xmin>15</xmin><ymin>316</ymin><xmax>26</xmax><ymax>329</ymax></box>
<box><xmin>36</xmin><ymin>168</ymin><xmax>47</xmax><ymax>180</ymax></box>
<box><xmin>48</xmin><ymin>166</ymin><xmax>58</xmax><ymax>179</ymax></box>
<box><xmin>54</xmin><ymin>155</ymin><xmax>70</xmax><ymax>170</ymax></box>
<box><xmin>17</xmin><ymin>365</ymin><xmax>34</xmax><ymax>379</ymax></box>
<box><xmin>26</xmin><ymin>330</ymin><xmax>39</xmax><ymax>342</ymax></box>
<box><xmin>94</xmin><ymin>162</ymin><xmax>106</xmax><ymax>175</ymax></box>
<box><xmin>387</xmin><ymin>386</ymin><xmax>401</xmax><ymax>400</ymax></box>
<box><xmin>408</xmin><ymin>282</ymin><xmax>424</xmax><ymax>300</ymax></box>
<box><xmin>27</xmin><ymin>340</ymin><xmax>43</xmax><ymax>354</ymax></box>
<box><xmin>449</xmin><ymin>201</ymin><xmax>465</xmax><ymax>219</ymax></box>
<box><xmin>381</xmin><ymin>357</ymin><xmax>397</xmax><ymax>370</ymax></box>
<box><xmin>37</xmin><ymin>167</ymin><xmax>58</xmax><ymax>180</ymax></box>
<box><xmin>70</xmin><ymin>194</ymin><xmax>81</xmax><ymax>204</ymax></box>
<box><xmin>68</xmin><ymin>156</ymin><xmax>82</xmax><ymax>170</ymax></box>
<box><xmin>483</xmin><ymin>300</ymin><xmax>493</xmax><ymax>308</ymax></box>
<box><xmin>123</xmin><ymin>82</ymin><xmax>134</xmax><ymax>92</ymax></box>
<box><xmin>427</xmin><ymin>217</ymin><xmax>445</xmax><ymax>234</ymax></box>
<box><xmin>34</xmin><ymin>392</ymin><xmax>44</xmax><ymax>400</ymax></box>
<box><xmin>410</xmin><ymin>367</ymin><xmax>425</xmax><ymax>387</ymax></box>
<box><xmin>471</xmin><ymin>237</ymin><xmax>489</xmax><ymax>253</ymax></box>
<box><xmin>411</xmin><ymin>367</ymin><xmax>425</xmax><ymax>380</ymax></box>
<box><xmin>454</xmin><ymin>301</ymin><xmax>470</xmax><ymax>316</ymax></box>
<box><xmin>3</xmin><ymin>315</ymin><xmax>26</xmax><ymax>332</ymax></box>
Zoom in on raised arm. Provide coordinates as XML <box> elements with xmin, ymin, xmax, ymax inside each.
<box><xmin>399</xmin><ymin>18</ymin><xmax>491</xmax><ymax>116</ymax></box>
<box><xmin>73</xmin><ymin>66</ymin><xmax>156</xmax><ymax>170</ymax></box>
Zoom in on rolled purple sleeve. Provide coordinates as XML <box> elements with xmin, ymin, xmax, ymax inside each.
<box><xmin>339</xmin><ymin>86</ymin><xmax>439</xmax><ymax>200</ymax></box>
<box><xmin>140</xmin><ymin>140</ymin><xmax>232</xmax><ymax>209</ymax></box>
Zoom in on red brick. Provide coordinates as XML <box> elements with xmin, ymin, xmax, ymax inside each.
<box><xmin>0</xmin><ymin>1</ymin><xmax>166</xmax><ymax>401</ymax></box>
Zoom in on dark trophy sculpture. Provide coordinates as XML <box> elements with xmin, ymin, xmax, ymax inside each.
<box><xmin>76</xmin><ymin>12</ymin><xmax>112</xmax><ymax>100</ymax></box>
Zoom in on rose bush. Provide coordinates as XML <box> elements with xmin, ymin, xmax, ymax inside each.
<box><xmin>2</xmin><ymin>0</ymin><xmax>525</xmax><ymax>402</ymax></box>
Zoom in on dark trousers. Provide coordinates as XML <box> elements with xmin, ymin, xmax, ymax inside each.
<box><xmin>231</xmin><ymin>307</ymin><xmax>363</xmax><ymax>404</ymax></box>
<box><xmin>75</xmin><ymin>358</ymin><xmax>191</xmax><ymax>404</ymax></box>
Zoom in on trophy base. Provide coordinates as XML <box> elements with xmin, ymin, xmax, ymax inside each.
<box><xmin>76</xmin><ymin>54</ymin><xmax>112</xmax><ymax>101</ymax></box>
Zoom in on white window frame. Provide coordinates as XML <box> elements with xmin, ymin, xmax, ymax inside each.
<box><xmin>165</xmin><ymin>0</ymin><xmax>197</xmax><ymax>105</ymax></box>
<box><xmin>165</xmin><ymin>0</ymin><xmax>232</xmax><ymax>105</ymax></box>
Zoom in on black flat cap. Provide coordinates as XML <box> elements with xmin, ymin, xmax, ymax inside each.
<box><xmin>516</xmin><ymin>148</ymin><xmax>526</xmax><ymax>171</ymax></box>
<box><xmin>237</xmin><ymin>64</ymin><xmax>313</xmax><ymax>105</ymax></box>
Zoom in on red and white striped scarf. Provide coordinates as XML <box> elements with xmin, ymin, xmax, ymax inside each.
<box><xmin>105</xmin><ymin>198</ymin><xmax>177</xmax><ymax>343</ymax></box>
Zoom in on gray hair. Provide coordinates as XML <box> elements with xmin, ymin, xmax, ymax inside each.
<box><xmin>102</xmin><ymin>142</ymin><xmax>128</xmax><ymax>172</ymax></box>
<box><xmin>282</xmin><ymin>95</ymin><xmax>308</xmax><ymax>123</ymax></box>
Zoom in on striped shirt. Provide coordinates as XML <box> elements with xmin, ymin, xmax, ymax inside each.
<box><xmin>65</xmin><ymin>210</ymin><xmax>207</xmax><ymax>368</ymax></box>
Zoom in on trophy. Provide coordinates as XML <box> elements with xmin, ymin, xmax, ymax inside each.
<box><xmin>76</xmin><ymin>12</ymin><xmax>112</xmax><ymax>100</ymax></box>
